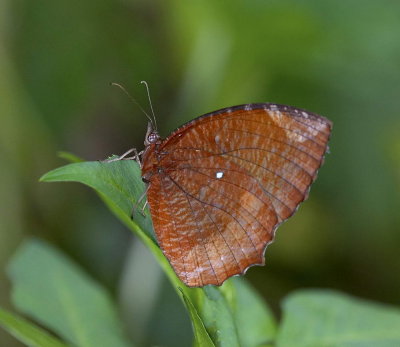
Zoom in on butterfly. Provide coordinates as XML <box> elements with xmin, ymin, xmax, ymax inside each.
<box><xmin>128</xmin><ymin>102</ymin><xmax>332</xmax><ymax>287</ymax></box>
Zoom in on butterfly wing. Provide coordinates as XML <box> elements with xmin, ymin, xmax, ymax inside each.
<box><xmin>146</xmin><ymin>103</ymin><xmax>332</xmax><ymax>287</ymax></box>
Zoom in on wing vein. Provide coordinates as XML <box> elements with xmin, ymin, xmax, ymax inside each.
<box><xmin>166</xmin><ymin>174</ymin><xmax>261</xmax><ymax>255</ymax></box>
<box><xmin>169</xmin><ymin>165</ymin><xmax>288</xmax><ymax>219</ymax></box>
<box><xmin>225</xmin><ymin>117</ymin><xmax>328</xmax><ymax>147</ymax></box>
<box><xmin>175</xmin><ymin>116</ymin><xmax>328</xmax><ymax>149</ymax></box>
<box><xmin>182</xmin><ymin>187</ymin><xmax>219</xmax><ymax>286</ymax></box>
<box><xmin>224</xmin><ymin>127</ymin><xmax>321</xmax><ymax>162</ymax></box>
<box><xmin>158</xmin><ymin>175</ymin><xmax>190</xmax><ymax>285</ymax></box>
<box><xmin>165</xmin><ymin>176</ymin><xmax>230</xmax><ymax>284</ymax></box>
<box><xmin>196</xmin><ymin>196</ymin><xmax>243</xmax><ymax>273</ymax></box>
<box><xmin>166</xmin><ymin>146</ymin><xmax>307</xmax><ymax>203</ymax></box>
<box><xmin>176</xmin><ymin>166</ymin><xmax>271</xmax><ymax>233</ymax></box>
<box><xmin>163</xmin><ymin>145</ymin><xmax>314</xmax><ymax>180</ymax></box>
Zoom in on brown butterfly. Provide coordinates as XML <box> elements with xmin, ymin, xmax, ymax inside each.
<box><xmin>122</xmin><ymin>101</ymin><xmax>332</xmax><ymax>287</ymax></box>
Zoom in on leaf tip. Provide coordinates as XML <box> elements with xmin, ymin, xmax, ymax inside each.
<box><xmin>39</xmin><ymin>172</ymin><xmax>50</xmax><ymax>182</ymax></box>
<box><xmin>57</xmin><ymin>151</ymin><xmax>84</xmax><ymax>163</ymax></box>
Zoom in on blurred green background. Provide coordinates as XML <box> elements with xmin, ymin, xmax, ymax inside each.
<box><xmin>1</xmin><ymin>0</ymin><xmax>400</xmax><ymax>346</ymax></box>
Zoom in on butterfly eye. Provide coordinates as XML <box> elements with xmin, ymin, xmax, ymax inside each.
<box><xmin>147</xmin><ymin>132</ymin><xmax>159</xmax><ymax>144</ymax></box>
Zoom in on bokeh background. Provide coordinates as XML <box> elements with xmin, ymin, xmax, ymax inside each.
<box><xmin>1</xmin><ymin>0</ymin><xmax>400</xmax><ymax>346</ymax></box>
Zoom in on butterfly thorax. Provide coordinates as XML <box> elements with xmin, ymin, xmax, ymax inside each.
<box><xmin>141</xmin><ymin>122</ymin><xmax>163</xmax><ymax>183</ymax></box>
<box><xmin>141</xmin><ymin>144</ymin><xmax>159</xmax><ymax>182</ymax></box>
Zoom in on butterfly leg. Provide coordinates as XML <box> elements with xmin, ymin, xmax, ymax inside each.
<box><xmin>131</xmin><ymin>149</ymin><xmax>144</xmax><ymax>168</ymax></box>
<box><xmin>105</xmin><ymin>148</ymin><xmax>143</xmax><ymax>167</ymax></box>
<box><xmin>130</xmin><ymin>185</ymin><xmax>150</xmax><ymax>219</ymax></box>
<box><xmin>140</xmin><ymin>200</ymin><xmax>149</xmax><ymax>215</ymax></box>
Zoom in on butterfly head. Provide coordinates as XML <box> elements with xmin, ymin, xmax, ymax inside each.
<box><xmin>144</xmin><ymin>122</ymin><xmax>161</xmax><ymax>147</ymax></box>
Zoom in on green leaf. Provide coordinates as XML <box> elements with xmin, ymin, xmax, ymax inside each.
<box><xmin>7</xmin><ymin>238</ymin><xmax>133</xmax><ymax>347</ymax></box>
<box><xmin>195</xmin><ymin>278</ymin><xmax>276</xmax><ymax>347</ymax></box>
<box><xmin>0</xmin><ymin>306</ymin><xmax>69</xmax><ymax>347</ymax></box>
<box><xmin>179</xmin><ymin>289</ymin><xmax>215</xmax><ymax>347</ymax></box>
<box><xmin>201</xmin><ymin>285</ymin><xmax>240</xmax><ymax>347</ymax></box>
<box><xmin>219</xmin><ymin>277</ymin><xmax>276</xmax><ymax>347</ymax></box>
<box><xmin>276</xmin><ymin>289</ymin><xmax>400</xmax><ymax>347</ymax></box>
<box><xmin>40</xmin><ymin>160</ymin><xmax>155</xmax><ymax>242</ymax></box>
<box><xmin>40</xmin><ymin>160</ymin><xmax>276</xmax><ymax>347</ymax></box>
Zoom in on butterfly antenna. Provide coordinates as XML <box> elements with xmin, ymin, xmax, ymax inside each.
<box><xmin>140</xmin><ymin>80</ymin><xmax>158</xmax><ymax>131</ymax></box>
<box><xmin>110</xmin><ymin>82</ymin><xmax>155</xmax><ymax>128</ymax></box>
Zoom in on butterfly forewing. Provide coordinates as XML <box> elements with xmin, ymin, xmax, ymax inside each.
<box><xmin>143</xmin><ymin>103</ymin><xmax>332</xmax><ymax>287</ymax></box>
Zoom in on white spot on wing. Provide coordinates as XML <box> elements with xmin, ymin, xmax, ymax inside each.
<box><xmin>301</xmin><ymin>111</ymin><xmax>309</xmax><ymax>118</ymax></box>
<box><xmin>216</xmin><ymin>171</ymin><xmax>224</xmax><ymax>179</ymax></box>
<box><xmin>269</xmin><ymin>104</ymin><xmax>278</xmax><ymax>111</ymax></box>
<box><xmin>285</xmin><ymin>130</ymin><xmax>307</xmax><ymax>143</ymax></box>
